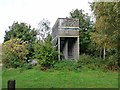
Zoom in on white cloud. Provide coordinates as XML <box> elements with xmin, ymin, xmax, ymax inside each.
<box><xmin>0</xmin><ymin>0</ymin><xmax>92</xmax><ymax>43</ymax></box>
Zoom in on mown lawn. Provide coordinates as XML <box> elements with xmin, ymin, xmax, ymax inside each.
<box><xmin>2</xmin><ymin>68</ymin><xmax>118</xmax><ymax>88</ymax></box>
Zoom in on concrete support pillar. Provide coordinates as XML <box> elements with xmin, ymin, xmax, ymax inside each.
<box><xmin>73</xmin><ymin>37</ymin><xmax>79</xmax><ymax>60</ymax></box>
<box><xmin>77</xmin><ymin>37</ymin><xmax>79</xmax><ymax>60</ymax></box>
<box><xmin>58</xmin><ymin>37</ymin><xmax>60</xmax><ymax>60</ymax></box>
<box><xmin>63</xmin><ymin>40</ymin><xmax>68</xmax><ymax>59</ymax></box>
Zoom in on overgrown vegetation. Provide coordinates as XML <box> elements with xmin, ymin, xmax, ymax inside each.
<box><xmin>69</xmin><ymin>9</ymin><xmax>94</xmax><ymax>54</ymax></box>
<box><xmin>2</xmin><ymin>20</ymin><xmax>58</xmax><ymax>70</ymax></box>
<box><xmin>1</xmin><ymin>1</ymin><xmax>119</xmax><ymax>89</ymax></box>
<box><xmin>2</xmin><ymin>39</ymin><xmax>28</xmax><ymax>68</ymax></box>
<box><xmin>4</xmin><ymin>22</ymin><xmax>37</xmax><ymax>59</ymax></box>
<box><xmin>53</xmin><ymin>54</ymin><xmax>118</xmax><ymax>72</ymax></box>
<box><xmin>2</xmin><ymin>2</ymin><xmax>120</xmax><ymax>71</ymax></box>
<box><xmin>33</xmin><ymin>35</ymin><xmax>58</xmax><ymax>70</ymax></box>
<box><xmin>78</xmin><ymin>54</ymin><xmax>118</xmax><ymax>71</ymax></box>
<box><xmin>53</xmin><ymin>60</ymin><xmax>80</xmax><ymax>71</ymax></box>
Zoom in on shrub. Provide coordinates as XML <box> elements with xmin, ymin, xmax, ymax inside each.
<box><xmin>77</xmin><ymin>54</ymin><xmax>95</xmax><ymax>66</ymax></box>
<box><xmin>33</xmin><ymin>40</ymin><xmax>58</xmax><ymax>70</ymax></box>
<box><xmin>78</xmin><ymin>54</ymin><xmax>103</xmax><ymax>70</ymax></box>
<box><xmin>78</xmin><ymin>54</ymin><xmax>119</xmax><ymax>71</ymax></box>
<box><xmin>102</xmin><ymin>54</ymin><xmax>118</xmax><ymax>71</ymax></box>
<box><xmin>54</xmin><ymin>60</ymin><xmax>81</xmax><ymax>71</ymax></box>
<box><xmin>2</xmin><ymin>39</ymin><xmax>28</xmax><ymax>68</ymax></box>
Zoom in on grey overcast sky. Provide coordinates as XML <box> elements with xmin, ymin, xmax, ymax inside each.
<box><xmin>0</xmin><ymin>0</ymin><xmax>93</xmax><ymax>43</ymax></box>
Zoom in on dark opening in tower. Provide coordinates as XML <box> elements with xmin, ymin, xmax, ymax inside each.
<box><xmin>60</xmin><ymin>37</ymin><xmax>77</xmax><ymax>60</ymax></box>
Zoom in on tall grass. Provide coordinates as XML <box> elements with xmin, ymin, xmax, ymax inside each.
<box><xmin>78</xmin><ymin>54</ymin><xmax>119</xmax><ymax>71</ymax></box>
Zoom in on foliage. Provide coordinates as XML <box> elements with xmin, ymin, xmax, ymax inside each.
<box><xmin>78</xmin><ymin>54</ymin><xmax>119</xmax><ymax>71</ymax></box>
<box><xmin>69</xmin><ymin>9</ymin><xmax>94</xmax><ymax>54</ymax></box>
<box><xmin>54</xmin><ymin>60</ymin><xmax>81</xmax><ymax>71</ymax></box>
<box><xmin>78</xmin><ymin>54</ymin><xmax>94</xmax><ymax>65</ymax></box>
<box><xmin>53</xmin><ymin>54</ymin><xmax>118</xmax><ymax>71</ymax></box>
<box><xmin>78</xmin><ymin>54</ymin><xmax>100</xmax><ymax>70</ymax></box>
<box><xmin>33</xmin><ymin>35</ymin><xmax>58</xmax><ymax>70</ymax></box>
<box><xmin>19</xmin><ymin>63</ymin><xmax>33</xmax><ymax>72</ymax></box>
<box><xmin>103</xmin><ymin>54</ymin><xmax>118</xmax><ymax>71</ymax></box>
<box><xmin>4</xmin><ymin>22</ymin><xmax>37</xmax><ymax>59</ymax></box>
<box><xmin>90</xmin><ymin>2</ymin><xmax>119</xmax><ymax>59</ymax></box>
<box><xmin>2</xmin><ymin>39</ymin><xmax>28</xmax><ymax>68</ymax></box>
<box><xmin>4</xmin><ymin>22</ymin><xmax>37</xmax><ymax>42</ymax></box>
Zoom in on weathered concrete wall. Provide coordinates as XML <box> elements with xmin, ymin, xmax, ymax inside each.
<box><xmin>59</xmin><ymin>18</ymin><xmax>79</xmax><ymax>27</ymax></box>
<box><xmin>58</xmin><ymin>30</ymin><xmax>79</xmax><ymax>37</ymax></box>
<box><xmin>73</xmin><ymin>37</ymin><xmax>79</xmax><ymax>60</ymax></box>
<box><xmin>58</xmin><ymin>37</ymin><xmax>60</xmax><ymax>60</ymax></box>
<box><xmin>52</xmin><ymin>18</ymin><xmax>79</xmax><ymax>60</ymax></box>
<box><xmin>52</xmin><ymin>18</ymin><xmax>79</xmax><ymax>40</ymax></box>
<box><xmin>63</xmin><ymin>39</ymin><xmax>68</xmax><ymax>59</ymax></box>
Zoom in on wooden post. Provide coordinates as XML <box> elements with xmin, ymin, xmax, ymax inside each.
<box><xmin>8</xmin><ymin>80</ymin><xmax>15</xmax><ymax>90</ymax></box>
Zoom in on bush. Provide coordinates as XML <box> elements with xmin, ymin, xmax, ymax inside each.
<box><xmin>78</xmin><ymin>54</ymin><xmax>93</xmax><ymax>65</ymax></box>
<box><xmin>54</xmin><ymin>60</ymin><xmax>81</xmax><ymax>71</ymax></box>
<box><xmin>33</xmin><ymin>40</ymin><xmax>58</xmax><ymax>70</ymax></box>
<box><xmin>78</xmin><ymin>54</ymin><xmax>100</xmax><ymax>70</ymax></box>
<box><xmin>102</xmin><ymin>54</ymin><xmax>118</xmax><ymax>71</ymax></box>
<box><xmin>2</xmin><ymin>39</ymin><xmax>28</xmax><ymax>68</ymax></box>
<box><xmin>78</xmin><ymin>54</ymin><xmax>119</xmax><ymax>71</ymax></box>
<box><xmin>77</xmin><ymin>54</ymin><xmax>100</xmax><ymax>69</ymax></box>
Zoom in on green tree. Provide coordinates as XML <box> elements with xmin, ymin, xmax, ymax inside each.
<box><xmin>4</xmin><ymin>22</ymin><xmax>37</xmax><ymax>59</ymax></box>
<box><xmin>90</xmin><ymin>2</ymin><xmax>119</xmax><ymax>59</ymax></box>
<box><xmin>69</xmin><ymin>9</ymin><xmax>94</xmax><ymax>54</ymax></box>
<box><xmin>2</xmin><ymin>39</ymin><xmax>28</xmax><ymax>68</ymax></box>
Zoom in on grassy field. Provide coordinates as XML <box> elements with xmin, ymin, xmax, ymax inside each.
<box><xmin>2</xmin><ymin>68</ymin><xmax>118</xmax><ymax>88</ymax></box>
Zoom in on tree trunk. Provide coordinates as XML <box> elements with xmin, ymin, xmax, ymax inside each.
<box><xmin>118</xmin><ymin>33</ymin><xmax>120</xmax><ymax>67</ymax></box>
<box><xmin>103</xmin><ymin>46</ymin><xmax>106</xmax><ymax>60</ymax></box>
<box><xmin>100</xmin><ymin>49</ymin><xmax>102</xmax><ymax>59</ymax></box>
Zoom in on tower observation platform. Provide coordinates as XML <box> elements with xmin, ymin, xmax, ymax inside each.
<box><xmin>52</xmin><ymin>18</ymin><xmax>79</xmax><ymax>60</ymax></box>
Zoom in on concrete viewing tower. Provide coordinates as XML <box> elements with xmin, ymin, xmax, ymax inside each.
<box><xmin>52</xmin><ymin>18</ymin><xmax>79</xmax><ymax>60</ymax></box>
